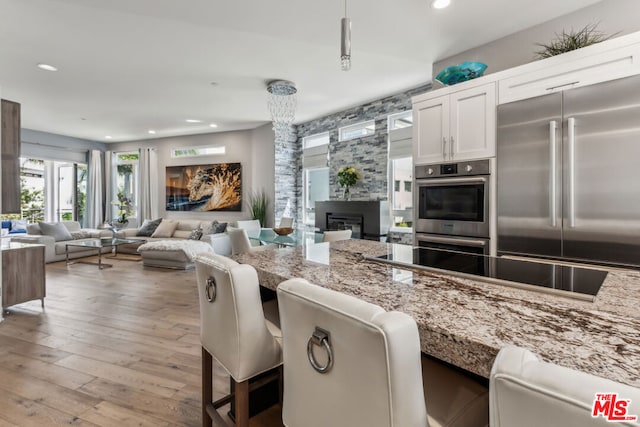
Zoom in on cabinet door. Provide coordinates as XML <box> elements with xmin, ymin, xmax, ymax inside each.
<box><xmin>450</xmin><ymin>83</ymin><xmax>496</xmax><ymax>161</ymax></box>
<box><xmin>413</xmin><ymin>95</ymin><xmax>449</xmax><ymax>165</ymax></box>
<box><xmin>499</xmin><ymin>43</ymin><xmax>640</xmax><ymax>104</ymax></box>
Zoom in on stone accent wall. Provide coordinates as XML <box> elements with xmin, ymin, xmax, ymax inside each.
<box><xmin>296</xmin><ymin>83</ymin><xmax>432</xmax><ymax>212</ymax></box>
<box><xmin>274</xmin><ymin>125</ymin><xmax>301</xmax><ymax>224</ymax></box>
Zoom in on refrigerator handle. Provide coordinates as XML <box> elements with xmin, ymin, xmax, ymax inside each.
<box><xmin>549</xmin><ymin>120</ymin><xmax>557</xmax><ymax>227</ymax></box>
<box><xmin>568</xmin><ymin>117</ymin><xmax>576</xmax><ymax>228</ymax></box>
<box><xmin>450</xmin><ymin>136</ymin><xmax>455</xmax><ymax>159</ymax></box>
<box><xmin>442</xmin><ymin>137</ymin><xmax>447</xmax><ymax>160</ymax></box>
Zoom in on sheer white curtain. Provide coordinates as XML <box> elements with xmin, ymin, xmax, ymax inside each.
<box><xmin>103</xmin><ymin>151</ymin><xmax>113</xmax><ymax>224</ymax></box>
<box><xmin>137</xmin><ymin>147</ymin><xmax>159</xmax><ymax>221</ymax></box>
<box><xmin>86</xmin><ymin>150</ymin><xmax>104</xmax><ymax>228</ymax></box>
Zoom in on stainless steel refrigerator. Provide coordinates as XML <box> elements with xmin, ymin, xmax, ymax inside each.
<box><xmin>497</xmin><ymin>73</ymin><xmax>640</xmax><ymax>267</ymax></box>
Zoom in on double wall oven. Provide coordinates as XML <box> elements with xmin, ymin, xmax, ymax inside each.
<box><xmin>414</xmin><ymin>159</ymin><xmax>491</xmax><ymax>255</ymax></box>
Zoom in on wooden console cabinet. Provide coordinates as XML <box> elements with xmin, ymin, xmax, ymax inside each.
<box><xmin>2</xmin><ymin>242</ymin><xmax>46</xmax><ymax>310</ymax></box>
<box><xmin>1</xmin><ymin>99</ymin><xmax>21</xmax><ymax>214</ymax></box>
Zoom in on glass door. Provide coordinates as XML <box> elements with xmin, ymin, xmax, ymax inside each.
<box><xmin>57</xmin><ymin>163</ymin><xmax>75</xmax><ymax>221</ymax></box>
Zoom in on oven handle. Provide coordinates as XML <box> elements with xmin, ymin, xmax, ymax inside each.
<box><xmin>416</xmin><ymin>234</ymin><xmax>487</xmax><ymax>248</ymax></box>
<box><xmin>416</xmin><ymin>176</ymin><xmax>487</xmax><ymax>186</ymax></box>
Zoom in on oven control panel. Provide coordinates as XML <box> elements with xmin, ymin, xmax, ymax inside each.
<box><xmin>415</xmin><ymin>159</ymin><xmax>490</xmax><ymax>179</ymax></box>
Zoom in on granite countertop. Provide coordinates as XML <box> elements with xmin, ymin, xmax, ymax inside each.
<box><xmin>232</xmin><ymin>239</ymin><xmax>640</xmax><ymax>387</ymax></box>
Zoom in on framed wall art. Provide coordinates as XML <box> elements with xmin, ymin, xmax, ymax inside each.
<box><xmin>166</xmin><ymin>163</ymin><xmax>242</xmax><ymax>212</ymax></box>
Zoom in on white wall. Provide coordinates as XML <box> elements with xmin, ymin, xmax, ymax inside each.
<box><xmin>432</xmin><ymin>0</ymin><xmax>640</xmax><ymax>84</ymax></box>
<box><xmin>110</xmin><ymin>127</ymin><xmax>276</xmax><ymax>225</ymax></box>
<box><xmin>250</xmin><ymin>123</ymin><xmax>276</xmax><ymax>227</ymax></box>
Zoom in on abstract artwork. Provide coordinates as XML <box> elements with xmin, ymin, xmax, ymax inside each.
<box><xmin>166</xmin><ymin>163</ymin><xmax>242</xmax><ymax>211</ymax></box>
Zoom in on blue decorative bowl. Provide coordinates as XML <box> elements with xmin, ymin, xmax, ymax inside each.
<box><xmin>435</xmin><ymin>62</ymin><xmax>488</xmax><ymax>86</ymax></box>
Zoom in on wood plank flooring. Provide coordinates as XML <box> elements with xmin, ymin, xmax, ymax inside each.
<box><xmin>0</xmin><ymin>257</ymin><xmax>283</xmax><ymax>426</ymax></box>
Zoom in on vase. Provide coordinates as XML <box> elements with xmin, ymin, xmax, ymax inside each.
<box><xmin>343</xmin><ymin>186</ymin><xmax>351</xmax><ymax>201</ymax></box>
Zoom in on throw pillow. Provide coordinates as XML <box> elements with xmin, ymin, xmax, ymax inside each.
<box><xmin>38</xmin><ymin>222</ymin><xmax>73</xmax><ymax>242</ymax></box>
<box><xmin>70</xmin><ymin>230</ymin><xmax>92</xmax><ymax>240</ymax></box>
<box><xmin>189</xmin><ymin>227</ymin><xmax>203</xmax><ymax>240</ymax></box>
<box><xmin>151</xmin><ymin>219</ymin><xmax>179</xmax><ymax>238</ymax></box>
<box><xmin>10</xmin><ymin>219</ymin><xmax>28</xmax><ymax>231</ymax></box>
<box><xmin>136</xmin><ymin>218</ymin><xmax>162</xmax><ymax>237</ymax></box>
<box><xmin>203</xmin><ymin>220</ymin><xmax>227</xmax><ymax>235</ymax></box>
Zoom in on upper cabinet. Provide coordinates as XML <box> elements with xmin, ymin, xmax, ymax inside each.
<box><xmin>499</xmin><ymin>41</ymin><xmax>640</xmax><ymax>104</ymax></box>
<box><xmin>1</xmin><ymin>99</ymin><xmax>21</xmax><ymax>214</ymax></box>
<box><xmin>412</xmin><ymin>31</ymin><xmax>640</xmax><ymax>167</ymax></box>
<box><xmin>413</xmin><ymin>82</ymin><xmax>496</xmax><ymax>165</ymax></box>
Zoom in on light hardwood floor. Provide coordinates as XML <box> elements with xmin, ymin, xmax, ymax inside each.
<box><xmin>0</xmin><ymin>256</ymin><xmax>283</xmax><ymax>427</ymax></box>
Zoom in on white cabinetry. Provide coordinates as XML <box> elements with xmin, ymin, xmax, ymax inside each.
<box><xmin>413</xmin><ymin>82</ymin><xmax>496</xmax><ymax>165</ymax></box>
<box><xmin>499</xmin><ymin>42</ymin><xmax>640</xmax><ymax>104</ymax></box>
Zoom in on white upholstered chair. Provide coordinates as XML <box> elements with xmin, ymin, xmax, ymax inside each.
<box><xmin>278</xmin><ymin>217</ymin><xmax>294</xmax><ymax>228</ymax></box>
<box><xmin>235</xmin><ymin>219</ymin><xmax>261</xmax><ymax>231</ymax></box>
<box><xmin>321</xmin><ymin>229</ymin><xmax>352</xmax><ymax>242</ymax></box>
<box><xmin>228</xmin><ymin>229</ymin><xmax>274</xmax><ymax>255</ymax></box>
<box><xmin>195</xmin><ymin>253</ymin><xmax>282</xmax><ymax>427</ymax></box>
<box><xmin>277</xmin><ymin>278</ymin><xmax>489</xmax><ymax>427</ymax></box>
<box><xmin>490</xmin><ymin>346</ymin><xmax>640</xmax><ymax>427</ymax></box>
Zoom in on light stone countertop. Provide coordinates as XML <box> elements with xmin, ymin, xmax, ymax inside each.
<box><xmin>232</xmin><ymin>239</ymin><xmax>640</xmax><ymax>387</ymax></box>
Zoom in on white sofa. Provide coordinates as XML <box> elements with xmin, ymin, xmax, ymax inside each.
<box><xmin>116</xmin><ymin>219</ymin><xmax>232</xmax><ymax>257</ymax></box>
<box><xmin>11</xmin><ymin>221</ymin><xmax>113</xmax><ymax>263</ymax></box>
<box><xmin>11</xmin><ymin>219</ymin><xmax>233</xmax><ymax>264</ymax></box>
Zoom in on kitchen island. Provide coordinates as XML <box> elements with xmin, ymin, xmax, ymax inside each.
<box><xmin>232</xmin><ymin>239</ymin><xmax>640</xmax><ymax>387</ymax></box>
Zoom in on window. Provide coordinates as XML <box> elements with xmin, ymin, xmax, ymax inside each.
<box><xmin>339</xmin><ymin>120</ymin><xmax>375</xmax><ymax>142</ymax></box>
<box><xmin>19</xmin><ymin>158</ymin><xmax>45</xmax><ymax>223</ymax></box>
<box><xmin>302</xmin><ymin>133</ymin><xmax>330</xmax><ymax>226</ymax></box>
<box><xmin>388</xmin><ymin>111</ymin><xmax>413</xmax><ymax>226</ymax></box>
<box><xmin>391</xmin><ymin>158</ymin><xmax>413</xmax><ymax>210</ymax></box>
<box><xmin>302</xmin><ymin>132</ymin><xmax>330</xmax><ymax>149</ymax></box>
<box><xmin>304</xmin><ymin>168</ymin><xmax>330</xmax><ymax>226</ymax></box>
<box><xmin>171</xmin><ymin>145</ymin><xmax>226</xmax><ymax>158</ymax></box>
<box><xmin>112</xmin><ymin>152</ymin><xmax>139</xmax><ymax>222</ymax></box>
<box><xmin>388</xmin><ymin>111</ymin><xmax>413</xmax><ymax>130</ymax></box>
<box><xmin>16</xmin><ymin>157</ymin><xmax>87</xmax><ymax>224</ymax></box>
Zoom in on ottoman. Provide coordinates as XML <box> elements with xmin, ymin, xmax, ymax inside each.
<box><xmin>137</xmin><ymin>240</ymin><xmax>214</xmax><ymax>269</ymax></box>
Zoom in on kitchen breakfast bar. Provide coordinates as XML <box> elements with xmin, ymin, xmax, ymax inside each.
<box><xmin>232</xmin><ymin>239</ymin><xmax>640</xmax><ymax>387</ymax></box>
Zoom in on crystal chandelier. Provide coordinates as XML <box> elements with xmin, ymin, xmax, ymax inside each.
<box><xmin>267</xmin><ymin>80</ymin><xmax>297</xmax><ymax>141</ymax></box>
<box><xmin>340</xmin><ymin>0</ymin><xmax>351</xmax><ymax>71</ymax></box>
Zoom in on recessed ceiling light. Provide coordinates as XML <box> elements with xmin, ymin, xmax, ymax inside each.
<box><xmin>148</xmin><ymin>130</ymin><xmax>156</xmax><ymax>134</ymax></box>
<box><xmin>185</xmin><ymin>119</ymin><xmax>202</xmax><ymax>123</ymax></box>
<box><xmin>431</xmin><ymin>0</ymin><xmax>451</xmax><ymax>9</ymax></box>
<box><xmin>209</xmin><ymin>123</ymin><xmax>218</xmax><ymax>128</ymax></box>
<box><xmin>105</xmin><ymin>135</ymin><xmax>113</xmax><ymax>140</ymax></box>
<box><xmin>37</xmin><ymin>63</ymin><xmax>58</xmax><ymax>72</ymax></box>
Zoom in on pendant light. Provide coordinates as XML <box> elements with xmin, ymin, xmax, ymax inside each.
<box><xmin>340</xmin><ymin>0</ymin><xmax>351</xmax><ymax>71</ymax></box>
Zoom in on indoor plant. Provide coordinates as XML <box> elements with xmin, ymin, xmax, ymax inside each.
<box><xmin>110</xmin><ymin>192</ymin><xmax>133</xmax><ymax>228</ymax></box>
<box><xmin>337</xmin><ymin>166</ymin><xmax>361</xmax><ymax>200</ymax></box>
<box><xmin>535</xmin><ymin>23</ymin><xmax>616</xmax><ymax>59</ymax></box>
<box><xmin>248</xmin><ymin>189</ymin><xmax>269</xmax><ymax>227</ymax></box>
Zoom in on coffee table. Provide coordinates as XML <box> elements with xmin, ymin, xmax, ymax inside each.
<box><xmin>65</xmin><ymin>238</ymin><xmax>146</xmax><ymax>269</ymax></box>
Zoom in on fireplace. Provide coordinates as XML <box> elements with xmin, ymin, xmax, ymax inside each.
<box><xmin>315</xmin><ymin>201</ymin><xmax>390</xmax><ymax>241</ymax></box>
<box><xmin>326</xmin><ymin>213</ymin><xmax>363</xmax><ymax>239</ymax></box>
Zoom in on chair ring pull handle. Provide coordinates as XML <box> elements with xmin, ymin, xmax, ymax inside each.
<box><xmin>307</xmin><ymin>327</ymin><xmax>333</xmax><ymax>374</ymax></box>
<box><xmin>205</xmin><ymin>277</ymin><xmax>216</xmax><ymax>303</ymax></box>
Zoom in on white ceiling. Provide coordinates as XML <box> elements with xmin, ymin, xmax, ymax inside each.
<box><xmin>0</xmin><ymin>0</ymin><xmax>601</xmax><ymax>142</ymax></box>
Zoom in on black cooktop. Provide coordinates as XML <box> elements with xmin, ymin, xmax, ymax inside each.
<box><xmin>374</xmin><ymin>247</ymin><xmax>608</xmax><ymax>300</ymax></box>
